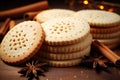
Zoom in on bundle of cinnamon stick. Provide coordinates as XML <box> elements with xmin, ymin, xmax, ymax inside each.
<box><xmin>0</xmin><ymin>1</ymin><xmax>49</xmax><ymax>20</ymax></box>
<box><xmin>92</xmin><ymin>40</ymin><xmax>120</xmax><ymax>66</ymax></box>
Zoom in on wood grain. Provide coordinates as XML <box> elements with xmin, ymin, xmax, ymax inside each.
<box><xmin>0</xmin><ymin>57</ymin><xmax>120</xmax><ymax>80</ymax></box>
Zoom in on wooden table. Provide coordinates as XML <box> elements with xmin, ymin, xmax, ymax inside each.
<box><xmin>0</xmin><ymin>58</ymin><xmax>120</xmax><ymax>80</ymax></box>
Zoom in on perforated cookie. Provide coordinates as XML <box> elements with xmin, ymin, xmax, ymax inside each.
<box><xmin>41</xmin><ymin>17</ymin><xmax>90</xmax><ymax>46</ymax></box>
<box><xmin>40</xmin><ymin>46</ymin><xmax>90</xmax><ymax>60</ymax></box>
<box><xmin>73</xmin><ymin>10</ymin><xmax>120</xmax><ymax>27</ymax></box>
<box><xmin>0</xmin><ymin>21</ymin><xmax>44</xmax><ymax>65</ymax></box>
<box><xmin>41</xmin><ymin>34</ymin><xmax>92</xmax><ymax>53</ymax></box>
<box><xmin>34</xmin><ymin>9</ymin><xmax>75</xmax><ymax>23</ymax></box>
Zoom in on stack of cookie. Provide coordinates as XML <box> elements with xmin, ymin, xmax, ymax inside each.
<box><xmin>74</xmin><ymin>10</ymin><xmax>120</xmax><ymax>49</ymax></box>
<box><xmin>39</xmin><ymin>17</ymin><xmax>92</xmax><ymax>67</ymax></box>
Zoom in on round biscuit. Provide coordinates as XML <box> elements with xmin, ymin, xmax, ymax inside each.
<box><xmin>40</xmin><ymin>58</ymin><xmax>82</xmax><ymax>67</ymax></box>
<box><xmin>41</xmin><ymin>17</ymin><xmax>90</xmax><ymax>46</ymax></box>
<box><xmin>41</xmin><ymin>34</ymin><xmax>92</xmax><ymax>53</ymax></box>
<box><xmin>40</xmin><ymin>46</ymin><xmax>90</xmax><ymax>60</ymax></box>
<box><xmin>94</xmin><ymin>38</ymin><xmax>120</xmax><ymax>49</ymax></box>
<box><xmin>34</xmin><ymin>9</ymin><xmax>75</xmax><ymax>23</ymax></box>
<box><xmin>95</xmin><ymin>38</ymin><xmax>120</xmax><ymax>45</ymax></box>
<box><xmin>0</xmin><ymin>21</ymin><xmax>44</xmax><ymax>65</ymax></box>
<box><xmin>73</xmin><ymin>10</ymin><xmax>120</xmax><ymax>27</ymax></box>
<box><xmin>90</xmin><ymin>25</ymin><xmax>120</xmax><ymax>34</ymax></box>
<box><xmin>92</xmin><ymin>31</ymin><xmax>120</xmax><ymax>39</ymax></box>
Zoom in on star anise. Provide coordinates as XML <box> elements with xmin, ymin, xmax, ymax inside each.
<box><xmin>81</xmin><ymin>55</ymin><xmax>109</xmax><ymax>69</ymax></box>
<box><xmin>18</xmin><ymin>60</ymin><xmax>48</xmax><ymax>80</ymax></box>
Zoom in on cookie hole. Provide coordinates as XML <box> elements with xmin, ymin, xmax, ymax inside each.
<box><xmin>13</xmin><ymin>56</ymin><xmax>15</xmax><ymax>58</ymax></box>
<box><xmin>33</xmin><ymin>28</ymin><xmax>36</xmax><ymax>31</ymax></box>
<box><xmin>14</xmin><ymin>48</ymin><xmax>17</xmax><ymax>50</ymax></box>
<box><xmin>22</xmin><ymin>40</ymin><xmax>25</xmax><ymax>43</ymax></box>
<box><xmin>82</xmin><ymin>28</ymin><xmax>84</xmax><ymax>31</ymax></box>
<box><xmin>21</xmin><ymin>30</ymin><xmax>23</xmax><ymax>32</ymax></box>
<box><xmin>16</xmin><ymin>31</ymin><xmax>18</xmax><ymax>33</ymax></box>
<box><xmin>54</xmin><ymin>28</ymin><xmax>57</xmax><ymax>31</ymax></box>
<box><xmin>19</xmin><ymin>42</ymin><xmax>21</xmax><ymax>45</ymax></box>
<box><xmin>30</xmin><ymin>25</ymin><xmax>32</xmax><ymax>27</ymax></box>
<box><xmin>10</xmin><ymin>47</ymin><xmax>13</xmax><ymax>50</ymax></box>
<box><xmin>5</xmin><ymin>53</ymin><xmax>7</xmax><ymax>55</ymax></box>
<box><xmin>13</xmin><ymin>43</ymin><xmax>17</xmax><ymax>46</ymax></box>
<box><xmin>23</xmin><ymin>44</ymin><xmax>26</xmax><ymax>47</ymax></box>
<box><xmin>9</xmin><ymin>44</ymin><xmax>12</xmax><ymax>46</ymax></box>
<box><xmin>13</xmin><ymin>39</ymin><xmax>15</xmax><ymax>42</ymax></box>
<box><xmin>23</xmin><ymin>52</ymin><xmax>25</xmax><ymax>54</ymax></box>
<box><xmin>51</xmin><ymin>32</ymin><xmax>54</xmax><ymax>34</ymax></box>
<box><xmin>60</xmin><ymin>29</ymin><xmax>63</xmax><ymax>31</ymax></box>
<box><xmin>79</xmin><ymin>31</ymin><xmax>82</xmax><ymax>33</ymax></box>
<box><xmin>33</xmin><ymin>38</ymin><xmax>35</xmax><ymax>40</ymax></box>
<box><xmin>23</xmin><ymin>34</ymin><xmax>26</xmax><ymax>37</ymax></box>
<box><xmin>17</xmin><ymin>38</ymin><xmax>20</xmax><ymax>41</ymax></box>
<box><xmin>26</xmin><ymin>39</ymin><xmax>28</xmax><ymax>41</ymax></box>
<box><xmin>19</xmin><ymin>46</ymin><xmax>22</xmax><ymax>48</ymax></box>
<box><xmin>19</xmin><ymin>33</ymin><xmax>21</xmax><ymax>36</ymax></box>
<box><xmin>16</xmin><ymin>35</ymin><xmax>19</xmax><ymax>37</ymax></box>
<box><xmin>3</xmin><ymin>49</ymin><xmax>5</xmax><ymax>52</ymax></box>
<box><xmin>9</xmin><ymin>39</ymin><xmax>12</xmax><ymax>42</ymax></box>
<box><xmin>57</xmin><ymin>32</ymin><xmax>60</xmax><ymax>34</ymax></box>
<box><xmin>8</xmin><ymin>55</ymin><xmax>11</xmax><ymax>57</ymax></box>
<box><xmin>49</xmin><ymin>29</ymin><xmax>52</xmax><ymax>30</ymax></box>
<box><xmin>69</xmin><ymin>28</ymin><xmax>71</xmax><ymax>30</ymax></box>
<box><xmin>31</xmin><ymin>43</ymin><xmax>34</xmax><ymax>45</ymax></box>
<box><xmin>12</xmin><ymin>35</ymin><xmax>15</xmax><ymax>37</ymax></box>
<box><xmin>65</xmin><ymin>31</ymin><xmax>68</xmax><ymax>33</ymax></box>
<box><xmin>34</xmin><ymin>33</ymin><xmax>37</xmax><ymax>35</ymax></box>
<box><xmin>21</xmin><ymin>38</ymin><xmax>24</xmax><ymax>40</ymax></box>
<box><xmin>60</xmin><ymin>26</ymin><xmax>63</xmax><ymax>28</ymax></box>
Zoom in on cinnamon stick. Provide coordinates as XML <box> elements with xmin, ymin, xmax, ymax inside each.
<box><xmin>0</xmin><ymin>1</ymin><xmax>49</xmax><ymax>20</ymax></box>
<box><xmin>0</xmin><ymin>18</ymin><xmax>11</xmax><ymax>36</ymax></box>
<box><xmin>23</xmin><ymin>11</ymin><xmax>40</xmax><ymax>20</ymax></box>
<box><xmin>9</xmin><ymin>20</ymin><xmax>16</xmax><ymax>29</ymax></box>
<box><xmin>92</xmin><ymin>40</ymin><xmax>120</xmax><ymax>66</ymax></box>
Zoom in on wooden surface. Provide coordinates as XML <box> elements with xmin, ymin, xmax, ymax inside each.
<box><xmin>0</xmin><ymin>58</ymin><xmax>120</xmax><ymax>80</ymax></box>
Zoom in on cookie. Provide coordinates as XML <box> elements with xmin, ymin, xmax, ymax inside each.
<box><xmin>94</xmin><ymin>38</ymin><xmax>120</xmax><ymax>49</ymax></box>
<box><xmin>90</xmin><ymin>25</ymin><xmax>120</xmax><ymax>34</ymax></box>
<box><xmin>41</xmin><ymin>34</ymin><xmax>92</xmax><ymax>53</ymax></box>
<box><xmin>41</xmin><ymin>17</ymin><xmax>90</xmax><ymax>46</ymax></box>
<box><xmin>92</xmin><ymin>31</ymin><xmax>120</xmax><ymax>39</ymax></box>
<box><xmin>34</xmin><ymin>9</ymin><xmax>75</xmax><ymax>23</ymax></box>
<box><xmin>39</xmin><ymin>46</ymin><xmax>90</xmax><ymax>60</ymax></box>
<box><xmin>40</xmin><ymin>58</ymin><xmax>82</xmax><ymax>67</ymax></box>
<box><xmin>73</xmin><ymin>10</ymin><xmax>120</xmax><ymax>27</ymax></box>
<box><xmin>0</xmin><ymin>21</ymin><xmax>45</xmax><ymax>65</ymax></box>
<box><xmin>96</xmin><ymin>38</ymin><xmax>120</xmax><ymax>45</ymax></box>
